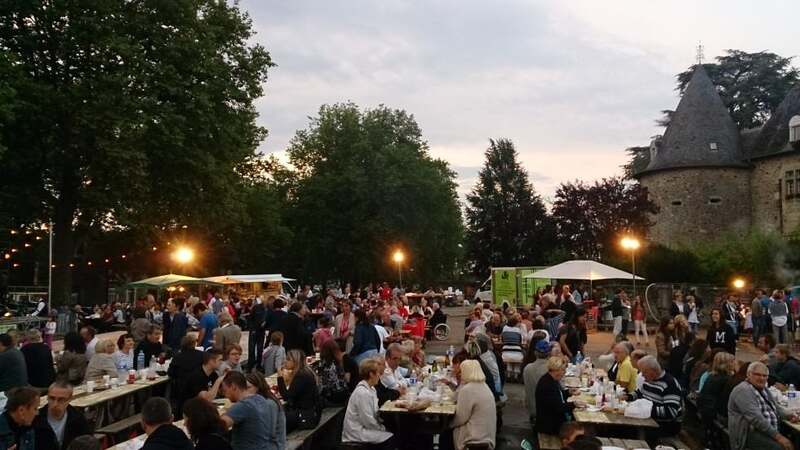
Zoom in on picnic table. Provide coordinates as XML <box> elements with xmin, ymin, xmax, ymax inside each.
<box><xmin>572</xmin><ymin>409</ymin><xmax>659</xmax><ymax>440</ymax></box>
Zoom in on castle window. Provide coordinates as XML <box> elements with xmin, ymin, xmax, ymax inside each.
<box><xmin>787</xmin><ymin>171</ymin><xmax>795</xmax><ymax>198</ymax></box>
<box><xmin>709</xmin><ymin>142</ymin><xmax>718</xmax><ymax>151</ymax></box>
<box><xmin>790</xmin><ymin>116</ymin><xmax>800</xmax><ymax>143</ymax></box>
<box><xmin>708</xmin><ymin>197</ymin><xmax>722</xmax><ymax>205</ymax></box>
<box><xmin>671</xmin><ymin>200</ymin><xmax>683</xmax><ymax>206</ymax></box>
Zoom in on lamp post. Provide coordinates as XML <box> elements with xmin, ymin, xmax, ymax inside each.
<box><xmin>171</xmin><ymin>246</ymin><xmax>194</xmax><ymax>273</ymax></box>
<box><xmin>392</xmin><ymin>250</ymin><xmax>405</xmax><ymax>289</ymax></box>
<box><xmin>732</xmin><ymin>278</ymin><xmax>746</xmax><ymax>290</ymax></box>
<box><xmin>620</xmin><ymin>237</ymin><xmax>641</xmax><ymax>297</ymax></box>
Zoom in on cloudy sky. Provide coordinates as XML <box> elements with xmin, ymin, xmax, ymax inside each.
<box><xmin>240</xmin><ymin>0</ymin><xmax>798</xmax><ymax>203</ymax></box>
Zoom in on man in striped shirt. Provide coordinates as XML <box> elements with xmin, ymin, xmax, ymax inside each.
<box><xmin>633</xmin><ymin>355</ymin><xmax>683</xmax><ymax>437</ymax></box>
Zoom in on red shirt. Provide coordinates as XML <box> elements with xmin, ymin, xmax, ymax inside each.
<box><xmin>380</xmin><ymin>287</ymin><xmax>392</xmax><ymax>300</ymax></box>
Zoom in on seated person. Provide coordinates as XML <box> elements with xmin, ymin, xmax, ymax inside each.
<box><xmin>261</xmin><ymin>331</ymin><xmax>286</xmax><ymax>377</ymax></box>
<box><xmin>772</xmin><ymin>344</ymin><xmax>800</xmax><ymax>389</ymax></box>
<box><xmin>342</xmin><ymin>358</ymin><xmax>395</xmax><ymax>450</ymax></box>
<box><xmin>177</xmin><ymin>349</ymin><xmax>225</xmax><ymax>416</ymax></box>
<box><xmin>139</xmin><ymin>398</ymin><xmax>193</xmax><ymax>450</ymax></box>
<box><xmin>611</xmin><ymin>342</ymin><xmax>638</xmax><ymax>393</ymax></box>
<box><xmin>35</xmin><ymin>381</ymin><xmax>92</xmax><ymax>450</ymax></box>
<box><xmin>1</xmin><ymin>387</ymin><xmax>54</xmax><ymax>450</ymax></box>
<box><xmin>535</xmin><ymin>356</ymin><xmax>581</xmax><ymax>435</ymax></box>
<box><xmin>133</xmin><ymin>325</ymin><xmax>167</xmax><ymax>370</ymax></box>
<box><xmin>632</xmin><ymin>355</ymin><xmax>683</xmax><ymax>438</ymax></box>
<box><xmin>220</xmin><ymin>372</ymin><xmax>284</xmax><ymax>450</ymax></box>
<box><xmin>450</xmin><ymin>360</ymin><xmax>496</xmax><ymax>450</ymax></box>
<box><xmin>217</xmin><ymin>344</ymin><xmax>243</xmax><ymax>376</ymax></box>
<box><xmin>84</xmin><ymin>339</ymin><xmax>119</xmax><ymax>382</ymax></box>
<box><xmin>277</xmin><ymin>349</ymin><xmax>320</xmax><ymax>432</ymax></box>
<box><xmin>728</xmin><ymin>361</ymin><xmax>794</xmax><ymax>450</ymax></box>
<box><xmin>377</xmin><ymin>344</ymin><xmax>408</xmax><ymax>405</ymax></box>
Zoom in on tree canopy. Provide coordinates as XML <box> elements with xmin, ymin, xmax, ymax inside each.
<box><xmin>551</xmin><ymin>177</ymin><xmax>657</xmax><ymax>260</ymax></box>
<box><xmin>464</xmin><ymin>139</ymin><xmax>555</xmax><ymax>275</ymax></box>
<box><xmin>0</xmin><ymin>0</ymin><xmax>273</xmax><ymax>303</ymax></box>
<box><xmin>281</xmin><ymin>103</ymin><xmax>463</xmax><ymax>284</ymax></box>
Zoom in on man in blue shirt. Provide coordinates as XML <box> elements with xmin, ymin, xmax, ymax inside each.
<box><xmin>193</xmin><ymin>303</ymin><xmax>218</xmax><ymax>350</ymax></box>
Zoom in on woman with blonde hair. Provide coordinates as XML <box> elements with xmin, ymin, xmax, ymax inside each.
<box><xmin>342</xmin><ymin>358</ymin><xmax>394</xmax><ymax>448</ymax></box>
<box><xmin>450</xmin><ymin>360</ymin><xmax>496</xmax><ymax>450</ymax></box>
<box><xmin>278</xmin><ymin>349</ymin><xmax>320</xmax><ymax>432</ymax></box>
<box><xmin>85</xmin><ymin>339</ymin><xmax>119</xmax><ymax>381</ymax></box>
<box><xmin>698</xmin><ymin>351</ymin><xmax>736</xmax><ymax>449</ymax></box>
<box><xmin>535</xmin><ymin>357</ymin><xmax>581</xmax><ymax>435</ymax></box>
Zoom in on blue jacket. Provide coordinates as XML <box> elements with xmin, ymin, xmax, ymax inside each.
<box><xmin>349</xmin><ymin>323</ymin><xmax>380</xmax><ymax>357</ymax></box>
<box><xmin>0</xmin><ymin>411</ymin><xmax>35</xmax><ymax>450</ymax></box>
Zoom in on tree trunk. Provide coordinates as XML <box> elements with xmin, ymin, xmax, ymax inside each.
<box><xmin>51</xmin><ymin>184</ymin><xmax>78</xmax><ymax>307</ymax></box>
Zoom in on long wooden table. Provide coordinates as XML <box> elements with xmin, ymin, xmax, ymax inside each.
<box><xmin>572</xmin><ymin>409</ymin><xmax>659</xmax><ymax>441</ymax></box>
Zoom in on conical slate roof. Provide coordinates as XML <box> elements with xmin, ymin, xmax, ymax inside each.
<box><xmin>640</xmin><ymin>65</ymin><xmax>747</xmax><ymax>175</ymax></box>
<box><xmin>748</xmin><ymin>83</ymin><xmax>800</xmax><ymax>159</ymax></box>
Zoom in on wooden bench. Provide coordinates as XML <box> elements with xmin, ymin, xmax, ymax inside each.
<box><xmin>287</xmin><ymin>407</ymin><xmax>344</xmax><ymax>450</ymax></box>
<box><xmin>95</xmin><ymin>413</ymin><xmax>142</xmax><ymax>446</ymax></box>
<box><xmin>538</xmin><ymin>433</ymin><xmax>561</xmax><ymax>450</ymax></box>
<box><xmin>598</xmin><ymin>437</ymin><xmax>650</xmax><ymax>449</ymax></box>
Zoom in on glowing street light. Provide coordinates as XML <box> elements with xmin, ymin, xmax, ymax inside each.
<box><xmin>392</xmin><ymin>250</ymin><xmax>405</xmax><ymax>289</ymax></box>
<box><xmin>172</xmin><ymin>246</ymin><xmax>195</xmax><ymax>265</ymax></box>
<box><xmin>620</xmin><ymin>236</ymin><xmax>641</xmax><ymax>297</ymax></box>
<box><xmin>732</xmin><ymin>278</ymin><xmax>746</xmax><ymax>289</ymax></box>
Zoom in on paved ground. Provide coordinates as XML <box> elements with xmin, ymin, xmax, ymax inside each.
<box><xmin>54</xmin><ymin>305</ymin><xmax>767</xmax><ymax>450</ymax></box>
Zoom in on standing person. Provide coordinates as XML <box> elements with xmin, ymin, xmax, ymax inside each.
<box><xmin>34</xmin><ymin>381</ymin><xmax>92</xmax><ymax>450</ymax></box>
<box><xmin>262</xmin><ymin>332</ymin><xmax>286</xmax><ymax>377</ymax></box>
<box><xmin>0</xmin><ymin>333</ymin><xmax>28</xmax><ymax>393</ymax></box>
<box><xmin>450</xmin><ymin>360</ymin><xmax>496</xmax><ymax>450</ymax></box>
<box><xmin>350</xmin><ymin>309</ymin><xmax>381</xmax><ymax>365</ymax></box>
<box><xmin>769</xmin><ymin>290</ymin><xmax>790</xmax><ymax>344</ymax></box>
<box><xmin>194</xmin><ymin>303</ymin><xmax>218</xmax><ymax>350</ymax></box>
<box><xmin>246</xmin><ymin>296</ymin><xmax>267</xmax><ymax>371</ymax></box>
<box><xmin>277</xmin><ymin>350</ymin><xmax>320</xmax><ymax>432</ymax></box>
<box><xmin>163</xmin><ymin>297</ymin><xmax>188</xmax><ymax>352</ymax></box>
<box><xmin>334</xmin><ymin>300</ymin><xmax>356</xmax><ymax>353</ymax></box>
<box><xmin>687</xmin><ymin>296</ymin><xmax>700</xmax><ymax>334</ymax></box>
<box><xmin>44</xmin><ymin>313</ymin><xmax>57</xmax><ymax>348</ymax></box>
<box><xmin>559</xmin><ymin>286</ymin><xmax>577</xmax><ymax>324</ymax></box>
<box><xmin>183</xmin><ymin>397</ymin><xmax>233</xmax><ymax>450</ymax></box>
<box><xmin>752</xmin><ymin>290</ymin><xmax>766</xmax><ymax>346</ymax></box>
<box><xmin>611</xmin><ymin>290</ymin><xmax>624</xmax><ymax>339</ymax></box>
<box><xmin>558</xmin><ymin>308</ymin><xmax>587</xmax><ymax>363</ymax></box>
<box><xmin>20</xmin><ymin>329</ymin><xmax>55</xmax><ymax>389</ymax></box>
<box><xmin>728</xmin><ymin>362</ymin><xmax>794</xmax><ymax>450</ymax></box>
<box><xmin>177</xmin><ymin>349</ymin><xmax>225</xmax><ymax>418</ymax></box>
<box><xmin>342</xmin><ymin>358</ymin><xmax>395</xmax><ymax>450</ymax></box>
<box><xmin>723</xmin><ymin>295</ymin><xmax>740</xmax><ymax>338</ymax></box>
<box><xmin>265</xmin><ymin>298</ymin><xmax>287</xmax><ymax>338</ymax></box>
<box><xmin>213</xmin><ymin>313</ymin><xmax>242</xmax><ymax>353</ymax></box>
<box><xmin>707</xmin><ymin>308</ymin><xmax>736</xmax><ymax>355</ymax></box>
<box><xmin>282</xmin><ymin>302</ymin><xmax>314</xmax><ymax>356</ymax></box>
<box><xmin>632</xmin><ymin>296</ymin><xmax>648</xmax><ymax>346</ymax></box>
<box><xmin>139</xmin><ymin>398</ymin><xmax>193</xmax><ymax>450</ymax></box>
<box><xmin>221</xmin><ymin>371</ymin><xmax>286</xmax><ymax>450</ymax></box>
<box><xmin>655</xmin><ymin>317</ymin><xmax>677</xmax><ymax>370</ymax></box>
<box><xmin>0</xmin><ymin>387</ymin><xmax>51</xmax><ymax>450</ymax></box>
<box><xmin>671</xmin><ymin>292</ymin><xmax>687</xmax><ymax>317</ymax></box>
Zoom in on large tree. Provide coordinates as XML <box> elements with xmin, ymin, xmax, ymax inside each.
<box><xmin>551</xmin><ymin>177</ymin><xmax>657</xmax><ymax>260</ymax></box>
<box><xmin>0</xmin><ymin>1</ymin><xmax>273</xmax><ymax>304</ymax></box>
<box><xmin>464</xmin><ymin>139</ymin><xmax>555</xmax><ymax>275</ymax></box>
<box><xmin>283</xmin><ymin>103</ymin><xmax>463</xmax><ymax>283</ymax></box>
<box><xmin>677</xmin><ymin>50</ymin><xmax>799</xmax><ymax>129</ymax></box>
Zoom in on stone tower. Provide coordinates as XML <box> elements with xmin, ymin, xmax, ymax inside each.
<box><xmin>636</xmin><ymin>65</ymin><xmax>751</xmax><ymax>247</ymax></box>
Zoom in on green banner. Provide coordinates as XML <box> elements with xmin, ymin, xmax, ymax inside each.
<box><xmin>492</xmin><ymin>268</ymin><xmax>517</xmax><ymax>305</ymax></box>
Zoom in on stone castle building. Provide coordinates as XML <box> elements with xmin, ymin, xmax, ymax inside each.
<box><xmin>634</xmin><ymin>65</ymin><xmax>800</xmax><ymax>247</ymax></box>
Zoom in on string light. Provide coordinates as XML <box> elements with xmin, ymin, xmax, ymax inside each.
<box><xmin>9</xmin><ymin>230</ymin><xmax>17</xmax><ymax>235</ymax></box>
<box><xmin>35</xmin><ymin>236</ymin><xmax>42</xmax><ymax>240</ymax></box>
<box><xmin>10</xmin><ymin>248</ymin><xmax>17</xmax><ymax>253</ymax></box>
<box><xmin>23</xmin><ymin>243</ymin><xmax>31</xmax><ymax>248</ymax></box>
<box><xmin>121</xmin><ymin>254</ymin><xmax>127</xmax><ymax>259</ymax></box>
<box><xmin>68</xmin><ymin>263</ymin><xmax>75</xmax><ymax>268</ymax></box>
<box><xmin>12</xmin><ymin>263</ymin><xmax>19</xmax><ymax>268</ymax></box>
<box><xmin>3</xmin><ymin>253</ymin><xmax>9</xmax><ymax>260</ymax></box>
<box><xmin>51</xmin><ymin>264</ymin><xmax>56</xmax><ymax>268</ymax></box>
<box><xmin>104</xmin><ymin>259</ymin><xmax>110</xmax><ymax>263</ymax></box>
<box><xmin>87</xmin><ymin>261</ymin><xmax>93</xmax><ymax>266</ymax></box>
<box><xmin>24</xmin><ymin>230</ymin><xmax>31</xmax><ymax>235</ymax></box>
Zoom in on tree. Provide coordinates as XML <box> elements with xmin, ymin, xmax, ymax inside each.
<box><xmin>551</xmin><ymin>178</ymin><xmax>657</xmax><ymax>260</ymax></box>
<box><xmin>0</xmin><ymin>1</ymin><xmax>273</xmax><ymax>304</ymax></box>
<box><xmin>464</xmin><ymin>139</ymin><xmax>555</xmax><ymax>275</ymax></box>
<box><xmin>675</xmin><ymin>50</ymin><xmax>799</xmax><ymax>129</ymax></box>
<box><xmin>621</xmin><ymin>146</ymin><xmax>650</xmax><ymax>179</ymax></box>
<box><xmin>283</xmin><ymin>103</ymin><xmax>463</xmax><ymax>283</ymax></box>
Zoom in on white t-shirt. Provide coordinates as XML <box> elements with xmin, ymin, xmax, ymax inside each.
<box><xmin>48</xmin><ymin>412</ymin><xmax>68</xmax><ymax>447</ymax></box>
<box><xmin>374</xmin><ymin>325</ymin><xmax>389</xmax><ymax>354</ymax></box>
<box><xmin>85</xmin><ymin>336</ymin><xmax>99</xmax><ymax>360</ymax></box>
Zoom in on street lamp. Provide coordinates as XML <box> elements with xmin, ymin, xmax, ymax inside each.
<box><xmin>732</xmin><ymin>278</ymin><xmax>746</xmax><ymax>289</ymax></box>
<box><xmin>392</xmin><ymin>250</ymin><xmax>405</xmax><ymax>289</ymax></box>
<box><xmin>620</xmin><ymin>236</ymin><xmax>641</xmax><ymax>297</ymax></box>
<box><xmin>171</xmin><ymin>246</ymin><xmax>194</xmax><ymax>267</ymax></box>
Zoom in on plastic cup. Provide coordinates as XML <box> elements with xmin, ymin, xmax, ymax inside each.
<box><xmin>86</xmin><ymin>381</ymin><xmax>95</xmax><ymax>393</ymax></box>
<box><xmin>103</xmin><ymin>375</ymin><xmax>110</xmax><ymax>386</ymax></box>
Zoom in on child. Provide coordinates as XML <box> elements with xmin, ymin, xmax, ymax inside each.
<box><xmin>44</xmin><ymin>312</ymin><xmax>57</xmax><ymax>348</ymax></box>
<box><xmin>313</xmin><ymin>316</ymin><xmax>333</xmax><ymax>351</ymax></box>
<box><xmin>261</xmin><ymin>331</ymin><xmax>285</xmax><ymax>376</ymax></box>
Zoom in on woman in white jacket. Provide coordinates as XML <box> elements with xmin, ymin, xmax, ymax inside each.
<box><xmin>342</xmin><ymin>358</ymin><xmax>395</xmax><ymax>449</ymax></box>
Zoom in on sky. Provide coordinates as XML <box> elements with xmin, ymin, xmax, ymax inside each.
<box><xmin>239</xmin><ymin>0</ymin><xmax>799</xmax><ymax>203</ymax></box>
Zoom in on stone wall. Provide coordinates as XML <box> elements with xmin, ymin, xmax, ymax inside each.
<box><xmin>639</xmin><ymin>167</ymin><xmax>752</xmax><ymax>247</ymax></box>
<box><xmin>751</xmin><ymin>154</ymin><xmax>800</xmax><ymax>235</ymax></box>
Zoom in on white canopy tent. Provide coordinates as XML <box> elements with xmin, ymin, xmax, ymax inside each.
<box><xmin>523</xmin><ymin>260</ymin><xmax>643</xmax><ymax>281</ymax></box>
<box><xmin>202</xmin><ymin>274</ymin><xmax>296</xmax><ymax>285</ymax></box>
<box><xmin>524</xmin><ymin>259</ymin><xmax>644</xmax><ymax>300</ymax></box>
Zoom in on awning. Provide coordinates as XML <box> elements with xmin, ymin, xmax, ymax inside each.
<box><xmin>523</xmin><ymin>260</ymin><xmax>644</xmax><ymax>281</ymax></box>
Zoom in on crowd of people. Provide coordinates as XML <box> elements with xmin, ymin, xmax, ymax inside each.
<box><xmin>4</xmin><ymin>282</ymin><xmax>800</xmax><ymax>450</ymax></box>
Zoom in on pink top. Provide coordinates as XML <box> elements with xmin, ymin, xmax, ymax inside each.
<box><xmin>314</xmin><ymin>327</ymin><xmax>334</xmax><ymax>350</ymax></box>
